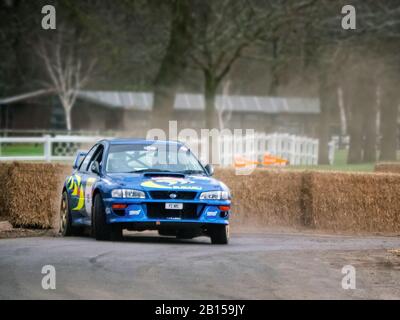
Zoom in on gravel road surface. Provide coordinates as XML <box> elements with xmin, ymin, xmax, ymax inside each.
<box><xmin>0</xmin><ymin>232</ymin><xmax>399</xmax><ymax>299</ymax></box>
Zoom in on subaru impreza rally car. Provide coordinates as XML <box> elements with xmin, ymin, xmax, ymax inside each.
<box><xmin>60</xmin><ymin>139</ymin><xmax>231</xmax><ymax>244</ymax></box>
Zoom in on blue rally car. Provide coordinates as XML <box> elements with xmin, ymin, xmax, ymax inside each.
<box><xmin>60</xmin><ymin>139</ymin><xmax>231</xmax><ymax>244</ymax></box>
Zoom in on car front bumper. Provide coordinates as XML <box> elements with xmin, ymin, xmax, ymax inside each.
<box><xmin>103</xmin><ymin>198</ymin><xmax>231</xmax><ymax>225</ymax></box>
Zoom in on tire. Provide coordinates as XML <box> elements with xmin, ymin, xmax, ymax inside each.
<box><xmin>209</xmin><ymin>224</ymin><xmax>229</xmax><ymax>245</ymax></box>
<box><xmin>92</xmin><ymin>194</ymin><xmax>123</xmax><ymax>241</ymax></box>
<box><xmin>59</xmin><ymin>191</ymin><xmax>83</xmax><ymax>236</ymax></box>
<box><xmin>110</xmin><ymin>225</ymin><xmax>123</xmax><ymax>241</ymax></box>
<box><xmin>93</xmin><ymin>193</ymin><xmax>116</xmax><ymax>241</ymax></box>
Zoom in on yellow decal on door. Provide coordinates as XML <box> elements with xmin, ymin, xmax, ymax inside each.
<box><xmin>73</xmin><ymin>185</ymin><xmax>85</xmax><ymax>211</ymax></box>
<box><xmin>67</xmin><ymin>174</ymin><xmax>87</xmax><ymax>211</ymax></box>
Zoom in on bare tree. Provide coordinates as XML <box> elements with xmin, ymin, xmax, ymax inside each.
<box><xmin>189</xmin><ymin>0</ymin><xmax>318</xmax><ymax>130</ymax></box>
<box><xmin>286</xmin><ymin>0</ymin><xmax>400</xmax><ymax>164</ymax></box>
<box><xmin>216</xmin><ymin>80</ymin><xmax>233</xmax><ymax>130</ymax></box>
<box><xmin>35</xmin><ymin>30</ymin><xmax>96</xmax><ymax>131</ymax></box>
<box><xmin>379</xmin><ymin>72</ymin><xmax>400</xmax><ymax>161</ymax></box>
<box><xmin>189</xmin><ymin>0</ymin><xmax>274</xmax><ymax>129</ymax></box>
<box><xmin>152</xmin><ymin>0</ymin><xmax>193</xmax><ymax>132</ymax></box>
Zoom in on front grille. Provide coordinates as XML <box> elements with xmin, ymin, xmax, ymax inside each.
<box><xmin>149</xmin><ymin>191</ymin><xmax>197</xmax><ymax>200</ymax></box>
<box><xmin>146</xmin><ymin>203</ymin><xmax>203</xmax><ymax>220</ymax></box>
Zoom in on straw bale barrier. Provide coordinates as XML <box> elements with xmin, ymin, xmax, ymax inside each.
<box><xmin>214</xmin><ymin>168</ymin><xmax>304</xmax><ymax>228</ymax></box>
<box><xmin>1</xmin><ymin>164</ymin><xmax>400</xmax><ymax>233</ymax></box>
<box><xmin>303</xmin><ymin>171</ymin><xmax>400</xmax><ymax>232</ymax></box>
<box><xmin>4</xmin><ymin>162</ymin><xmax>70</xmax><ymax>228</ymax></box>
<box><xmin>215</xmin><ymin>169</ymin><xmax>400</xmax><ymax>232</ymax></box>
<box><xmin>374</xmin><ymin>162</ymin><xmax>400</xmax><ymax>174</ymax></box>
<box><xmin>0</xmin><ymin>163</ymin><xmax>13</xmax><ymax>217</ymax></box>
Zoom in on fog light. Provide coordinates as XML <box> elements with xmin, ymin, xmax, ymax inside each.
<box><xmin>112</xmin><ymin>204</ymin><xmax>127</xmax><ymax>210</ymax></box>
<box><xmin>219</xmin><ymin>205</ymin><xmax>230</xmax><ymax>211</ymax></box>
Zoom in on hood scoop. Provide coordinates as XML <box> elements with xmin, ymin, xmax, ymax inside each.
<box><xmin>143</xmin><ymin>172</ymin><xmax>186</xmax><ymax>178</ymax></box>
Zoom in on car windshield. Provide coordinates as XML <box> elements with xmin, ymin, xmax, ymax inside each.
<box><xmin>106</xmin><ymin>143</ymin><xmax>205</xmax><ymax>174</ymax></box>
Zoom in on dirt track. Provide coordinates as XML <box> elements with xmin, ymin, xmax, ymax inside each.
<box><xmin>0</xmin><ymin>231</ymin><xmax>399</xmax><ymax>299</ymax></box>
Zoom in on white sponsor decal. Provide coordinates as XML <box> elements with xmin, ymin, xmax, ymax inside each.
<box><xmin>85</xmin><ymin>178</ymin><xmax>97</xmax><ymax>215</ymax></box>
<box><xmin>207</xmin><ymin>211</ymin><xmax>218</xmax><ymax>217</ymax></box>
<box><xmin>129</xmin><ymin>210</ymin><xmax>141</xmax><ymax>216</ymax></box>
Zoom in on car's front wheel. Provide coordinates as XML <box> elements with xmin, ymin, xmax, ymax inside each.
<box><xmin>209</xmin><ymin>224</ymin><xmax>229</xmax><ymax>244</ymax></box>
<box><xmin>59</xmin><ymin>191</ymin><xmax>82</xmax><ymax>236</ymax></box>
<box><xmin>93</xmin><ymin>194</ymin><xmax>123</xmax><ymax>241</ymax></box>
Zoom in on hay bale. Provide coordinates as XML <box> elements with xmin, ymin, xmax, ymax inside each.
<box><xmin>214</xmin><ymin>168</ymin><xmax>304</xmax><ymax>228</ymax></box>
<box><xmin>5</xmin><ymin>162</ymin><xmax>71</xmax><ymax>229</ymax></box>
<box><xmin>299</xmin><ymin>171</ymin><xmax>314</xmax><ymax>227</ymax></box>
<box><xmin>374</xmin><ymin>162</ymin><xmax>400</xmax><ymax>174</ymax></box>
<box><xmin>305</xmin><ymin>171</ymin><xmax>400</xmax><ymax>232</ymax></box>
<box><xmin>0</xmin><ymin>163</ymin><xmax>13</xmax><ymax>218</ymax></box>
<box><xmin>4</xmin><ymin>163</ymin><xmax>400</xmax><ymax>233</ymax></box>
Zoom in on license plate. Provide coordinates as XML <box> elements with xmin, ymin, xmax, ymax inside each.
<box><xmin>165</xmin><ymin>203</ymin><xmax>183</xmax><ymax>210</ymax></box>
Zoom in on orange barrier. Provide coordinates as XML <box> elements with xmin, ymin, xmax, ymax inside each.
<box><xmin>234</xmin><ymin>154</ymin><xmax>288</xmax><ymax>168</ymax></box>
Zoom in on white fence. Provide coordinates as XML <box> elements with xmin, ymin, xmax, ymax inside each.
<box><xmin>0</xmin><ymin>134</ymin><xmax>335</xmax><ymax>166</ymax></box>
<box><xmin>182</xmin><ymin>133</ymin><xmax>328</xmax><ymax>166</ymax></box>
<box><xmin>0</xmin><ymin>135</ymin><xmax>100</xmax><ymax>162</ymax></box>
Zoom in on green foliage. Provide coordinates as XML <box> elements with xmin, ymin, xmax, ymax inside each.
<box><xmin>0</xmin><ymin>144</ymin><xmax>44</xmax><ymax>156</ymax></box>
<box><xmin>288</xmin><ymin>150</ymin><xmax>375</xmax><ymax>172</ymax></box>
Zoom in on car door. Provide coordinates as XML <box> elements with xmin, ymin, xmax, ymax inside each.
<box><xmin>83</xmin><ymin>144</ymin><xmax>104</xmax><ymax>221</ymax></box>
<box><xmin>69</xmin><ymin>144</ymin><xmax>99</xmax><ymax>224</ymax></box>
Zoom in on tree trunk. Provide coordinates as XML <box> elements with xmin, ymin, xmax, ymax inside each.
<box><xmin>204</xmin><ymin>71</ymin><xmax>218</xmax><ymax>130</ymax></box>
<box><xmin>380</xmin><ymin>85</ymin><xmax>399</xmax><ymax>161</ymax></box>
<box><xmin>317</xmin><ymin>72</ymin><xmax>335</xmax><ymax>165</ymax></box>
<box><xmin>347</xmin><ymin>83</ymin><xmax>363</xmax><ymax>164</ymax></box>
<box><xmin>151</xmin><ymin>0</ymin><xmax>192</xmax><ymax>132</ymax></box>
<box><xmin>347</xmin><ymin>71</ymin><xmax>379</xmax><ymax>164</ymax></box>
<box><xmin>348</xmin><ymin>117</ymin><xmax>363</xmax><ymax>163</ymax></box>
<box><xmin>203</xmin><ymin>71</ymin><xmax>219</xmax><ymax>164</ymax></box>
<box><xmin>337</xmin><ymin>87</ymin><xmax>348</xmax><ymax>150</ymax></box>
<box><xmin>362</xmin><ymin>84</ymin><xmax>378</xmax><ymax>162</ymax></box>
<box><xmin>268</xmin><ymin>37</ymin><xmax>280</xmax><ymax>96</ymax></box>
<box><xmin>65</xmin><ymin>107</ymin><xmax>72</xmax><ymax>131</ymax></box>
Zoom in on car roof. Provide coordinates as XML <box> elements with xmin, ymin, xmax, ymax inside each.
<box><xmin>101</xmin><ymin>138</ymin><xmax>184</xmax><ymax>146</ymax></box>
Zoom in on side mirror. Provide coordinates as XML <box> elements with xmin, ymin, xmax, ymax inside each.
<box><xmin>205</xmin><ymin>164</ymin><xmax>214</xmax><ymax>176</ymax></box>
<box><xmin>91</xmin><ymin>161</ymin><xmax>101</xmax><ymax>175</ymax></box>
<box><xmin>73</xmin><ymin>151</ymin><xmax>87</xmax><ymax>169</ymax></box>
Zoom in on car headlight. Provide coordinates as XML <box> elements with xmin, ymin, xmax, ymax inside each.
<box><xmin>199</xmin><ymin>191</ymin><xmax>230</xmax><ymax>200</ymax></box>
<box><xmin>111</xmin><ymin>189</ymin><xmax>145</xmax><ymax>199</ymax></box>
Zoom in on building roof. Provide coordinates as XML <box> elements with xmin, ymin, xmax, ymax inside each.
<box><xmin>77</xmin><ymin>91</ymin><xmax>152</xmax><ymax>111</ymax></box>
<box><xmin>77</xmin><ymin>90</ymin><xmax>320</xmax><ymax>114</ymax></box>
